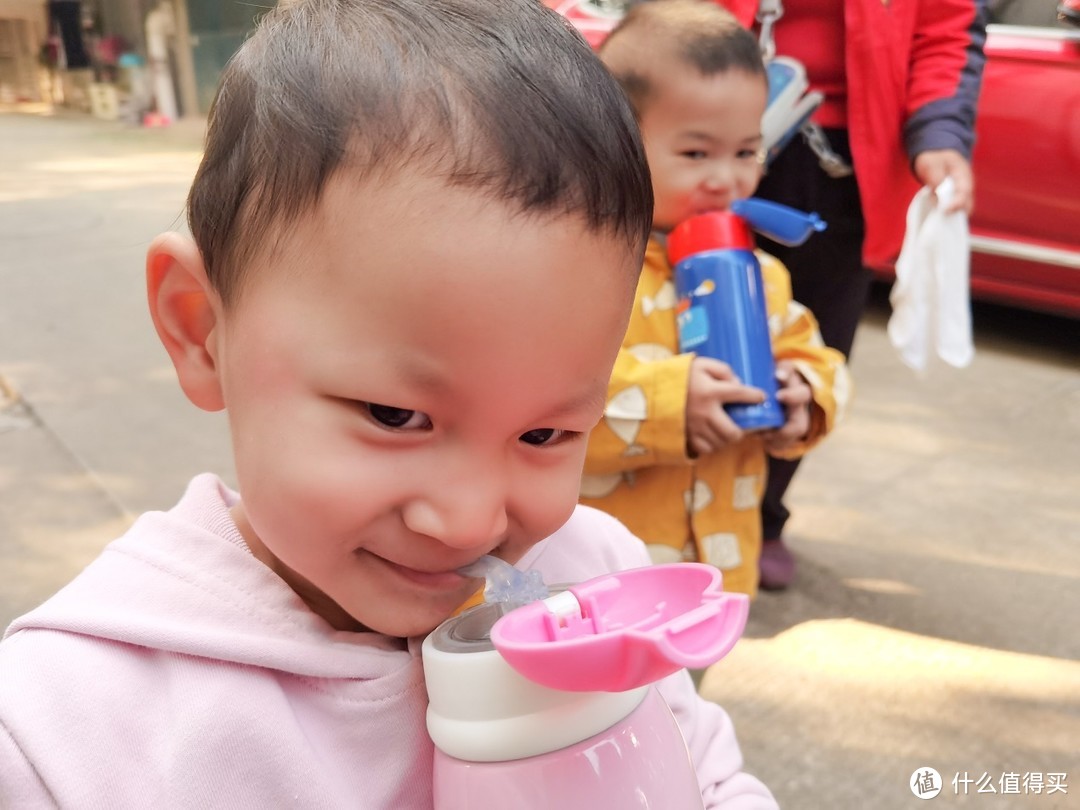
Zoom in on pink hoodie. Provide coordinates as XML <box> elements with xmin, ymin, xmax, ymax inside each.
<box><xmin>0</xmin><ymin>474</ymin><xmax>776</xmax><ymax>808</ymax></box>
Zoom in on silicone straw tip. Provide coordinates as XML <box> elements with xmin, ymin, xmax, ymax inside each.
<box><xmin>457</xmin><ymin>555</ymin><xmax>550</xmax><ymax>610</ymax></box>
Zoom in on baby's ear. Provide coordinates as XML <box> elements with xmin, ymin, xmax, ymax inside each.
<box><xmin>146</xmin><ymin>233</ymin><xmax>225</xmax><ymax>412</ymax></box>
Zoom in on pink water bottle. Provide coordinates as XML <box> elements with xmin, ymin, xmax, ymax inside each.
<box><xmin>422</xmin><ymin>563</ymin><xmax>749</xmax><ymax>809</ymax></box>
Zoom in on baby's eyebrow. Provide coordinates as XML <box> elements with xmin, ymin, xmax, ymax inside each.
<box><xmin>385</xmin><ymin>352</ymin><xmax>606</xmax><ymax>419</ymax></box>
<box><xmin>681</xmin><ymin>130</ymin><xmax>718</xmax><ymax>143</ymax></box>
<box><xmin>542</xmin><ymin>388</ymin><xmax>608</xmax><ymax>421</ymax></box>
<box><xmin>379</xmin><ymin>352</ymin><xmax>453</xmax><ymax>397</ymax></box>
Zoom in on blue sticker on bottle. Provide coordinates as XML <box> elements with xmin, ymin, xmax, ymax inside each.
<box><xmin>677</xmin><ymin>304</ymin><xmax>709</xmax><ymax>351</ymax></box>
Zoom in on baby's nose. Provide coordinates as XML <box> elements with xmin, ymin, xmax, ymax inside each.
<box><xmin>703</xmin><ymin>164</ymin><xmax>732</xmax><ymax>191</ymax></box>
<box><xmin>402</xmin><ymin>479</ymin><xmax>509</xmax><ymax>550</ymax></box>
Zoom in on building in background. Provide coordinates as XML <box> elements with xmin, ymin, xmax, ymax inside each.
<box><xmin>0</xmin><ymin>0</ymin><xmax>268</xmax><ymax>119</ymax></box>
<box><xmin>96</xmin><ymin>0</ymin><xmax>267</xmax><ymax>119</ymax></box>
<box><xmin>183</xmin><ymin>0</ymin><xmax>262</xmax><ymax>114</ymax></box>
<box><xmin>0</xmin><ymin>0</ymin><xmax>49</xmax><ymax>103</ymax></box>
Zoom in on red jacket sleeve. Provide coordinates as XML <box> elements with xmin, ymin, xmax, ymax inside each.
<box><xmin>904</xmin><ymin>0</ymin><xmax>989</xmax><ymax>159</ymax></box>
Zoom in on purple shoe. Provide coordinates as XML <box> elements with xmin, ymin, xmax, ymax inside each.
<box><xmin>759</xmin><ymin>537</ymin><xmax>795</xmax><ymax>591</ymax></box>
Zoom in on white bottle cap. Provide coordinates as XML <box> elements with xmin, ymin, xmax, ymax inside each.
<box><xmin>423</xmin><ymin>603</ymin><xmax>647</xmax><ymax>763</ymax></box>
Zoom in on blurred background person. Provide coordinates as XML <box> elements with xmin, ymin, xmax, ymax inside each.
<box><xmin>725</xmin><ymin>0</ymin><xmax>990</xmax><ymax>590</ymax></box>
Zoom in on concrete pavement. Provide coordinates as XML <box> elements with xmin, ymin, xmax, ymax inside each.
<box><xmin>1</xmin><ymin>109</ymin><xmax>1078</xmax><ymax>808</ymax></box>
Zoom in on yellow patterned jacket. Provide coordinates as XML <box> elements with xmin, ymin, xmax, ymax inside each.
<box><xmin>581</xmin><ymin>237</ymin><xmax>851</xmax><ymax>597</ymax></box>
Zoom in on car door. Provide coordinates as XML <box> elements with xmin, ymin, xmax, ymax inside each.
<box><xmin>971</xmin><ymin>1</ymin><xmax>1080</xmax><ymax>317</ymax></box>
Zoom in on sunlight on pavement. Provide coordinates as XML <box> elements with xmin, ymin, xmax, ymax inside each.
<box><xmin>795</xmin><ymin>497</ymin><xmax>1080</xmax><ymax>581</ymax></box>
<box><xmin>0</xmin><ymin>152</ymin><xmax>203</xmax><ymax>204</ymax></box>
<box><xmin>0</xmin><ymin>103</ymin><xmax>53</xmax><ymax>116</ymax></box>
<box><xmin>841</xmin><ymin>577</ymin><xmax>923</xmax><ymax>596</ymax></box>
<box><xmin>702</xmin><ymin>619</ymin><xmax>1080</xmax><ymax>762</ymax></box>
<box><xmin>30</xmin><ymin>154</ymin><xmax>202</xmax><ymax>175</ymax></box>
<box><xmin>0</xmin><ymin>514</ymin><xmax>131</xmax><ymax>628</ymax></box>
<box><xmin>0</xmin><ymin>375</ymin><xmax>34</xmax><ymax>435</ymax></box>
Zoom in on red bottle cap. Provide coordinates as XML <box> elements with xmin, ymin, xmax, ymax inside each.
<box><xmin>667</xmin><ymin>211</ymin><xmax>754</xmax><ymax>266</ymax></box>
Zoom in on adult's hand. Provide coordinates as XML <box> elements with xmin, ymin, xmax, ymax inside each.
<box><xmin>913</xmin><ymin>149</ymin><xmax>974</xmax><ymax>215</ymax></box>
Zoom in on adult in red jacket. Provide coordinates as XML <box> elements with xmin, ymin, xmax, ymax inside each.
<box><xmin>722</xmin><ymin>0</ymin><xmax>988</xmax><ymax>589</ymax></box>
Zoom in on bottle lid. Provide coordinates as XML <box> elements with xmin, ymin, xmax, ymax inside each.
<box><xmin>731</xmin><ymin>197</ymin><xmax>827</xmax><ymax>247</ymax></box>
<box><xmin>667</xmin><ymin>211</ymin><xmax>755</xmax><ymax>266</ymax></box>
<box><xmin>490</xmin><ymin>563</ymin><xmax>749</xmax><ymax>692</ymax></box>
<box><xmin>423</xmin><ymin>602</ymin><xmax>649</xmax><ymax>762</ymax></box>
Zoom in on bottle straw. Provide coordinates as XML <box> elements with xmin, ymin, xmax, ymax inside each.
<box><xmin>457</xmin><ymin>555</ymin><xmax>550</xmax><ymax>611</ymax></box>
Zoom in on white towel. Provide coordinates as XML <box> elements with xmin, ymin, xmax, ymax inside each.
<box><xmin>887</xmin><ymin>177</ymin><xmax>975</xmax><ymax>372</ymax></box>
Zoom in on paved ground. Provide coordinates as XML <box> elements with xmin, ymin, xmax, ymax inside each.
<box><xmin>1</xmin><ymin>109</ymin><xmax>1078</xmax><ymax>808</ymax></box>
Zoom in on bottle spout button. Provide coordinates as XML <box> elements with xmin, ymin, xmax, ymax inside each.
<box><xmin>491</xmin><ymin>563</ymin><xmax>749</xmax><ymax>693</ymax></box>
<box><xmin>730</xmin><ymin>197</ymin><xmax>827</xmax><ymax>247</ymax></box>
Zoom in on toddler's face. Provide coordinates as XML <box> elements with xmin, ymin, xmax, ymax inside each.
<box><xmin>639</xmin><ymin>65</ymin><xmax>767</xmax><ymax>232</ymax></box>
<box><xmin>213</xmin><ymin>170</ymin><xmax>638</xmax><ymax>637</ymax></box>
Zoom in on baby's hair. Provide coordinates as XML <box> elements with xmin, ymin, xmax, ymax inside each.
<box><xmin>187</xmin><ymin>0</ymin><xmax>653</xmax><ymax>306</ymax></box>
<box><xmin>599</xmin><ymin>0</ymin><xmax>765</xmax><ymax>117</ymax></box>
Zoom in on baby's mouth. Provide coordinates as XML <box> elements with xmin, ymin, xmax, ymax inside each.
<box><xmin>381</xmin><ymin>558</ymin><xmax>466</xmax><ymax>589</ymax></box>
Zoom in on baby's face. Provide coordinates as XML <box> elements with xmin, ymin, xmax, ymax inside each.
<box><xmin>214</xmin><ymin>170</ymin><xmax>638</xmax><ymax>637</ymax></box>
<box><xmin>639</xmin><ymin>65</ymin><xmax>767</xmax><ymax>232</ymax></box>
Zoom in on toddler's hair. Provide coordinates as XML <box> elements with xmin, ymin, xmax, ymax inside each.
<box><xmin>187</xmin><ymin>0</ymin><xmax>653</xmax><ymax>305</ymax></box>
<box><xmin>600</xmin><ymin>0</ymin><xmax>765</xmax><ymax>117</ymax></box>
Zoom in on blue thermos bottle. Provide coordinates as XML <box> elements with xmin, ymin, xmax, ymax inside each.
<box><xmin>667</xmin><ymin>199</ymin><xmax>825</xmax><ymax>432</ymax></box>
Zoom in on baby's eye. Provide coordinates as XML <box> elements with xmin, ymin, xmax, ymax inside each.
<box><xmin>364</xmin><ymin>402</ymin><xmax>432</xmax><ymax>431</ymax></box>
<box><xmin>681</xmin><ymin>150</ymin><xmax>708</xmax><ymax>161</ymax></box>
<box><xmin>519</xmin><ymin>428</ymin><xmax>575</xmax><ymax>447</ymax></box>
<box><xmin>738</xmin><ymin>147</ymin><xmax>767</xmax><ymax>165</ymax></box>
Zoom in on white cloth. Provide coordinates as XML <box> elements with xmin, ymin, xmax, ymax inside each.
<box><xmin>887</xmin><ymin>177</ymin><xmax>975</xmax><ymax>371</ymax></box>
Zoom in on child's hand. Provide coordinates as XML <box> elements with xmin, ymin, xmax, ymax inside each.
<box><xmin>686</xmin><ymin>356</ymin><xmax>767</xmax><ymax>456</ymax></box>
<box><xmin>762</xmin><ymin>360</ymin><xmax>812</xmax><ymax>455</ymax></box>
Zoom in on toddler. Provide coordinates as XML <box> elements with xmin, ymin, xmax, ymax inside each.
<box><xmin>582</xmin><ymin>0</ymin><xmax>850</xmax><ymax>597</ymax></box>
<box><xmin>0</xmin><ymin>0</ymin><xmax>776</xmax><ymax>807</ymax></box>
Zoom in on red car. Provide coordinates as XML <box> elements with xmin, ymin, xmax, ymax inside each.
<box><xmin>968</xmin><ymin>3</ymin><xmax>1080</xmax><ymax>318</ymax></box>
<box><xmin>545</xmin><ymin>0</ymin><xmax>1080</xmax><ymax>319</ymax></box>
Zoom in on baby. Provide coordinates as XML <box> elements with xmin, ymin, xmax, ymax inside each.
<box><xmin>582</xmin><ymin>0</ymin><xmax>850</xmax><ymax>596</ymax></box>
<box><xmin>0</xmin><ymin>0</ymin><xmax>776</xmax><ymax>807</ymax></box>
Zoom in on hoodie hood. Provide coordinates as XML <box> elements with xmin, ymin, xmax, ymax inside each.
<box><xmin>4</xmin><ymin>474</ymin><xmax>419</xmax><ymax>680</ymax></box>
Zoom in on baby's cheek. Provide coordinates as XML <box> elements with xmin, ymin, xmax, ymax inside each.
<box><xmin>524</xmin><ymin>470</ymin><xmax>581</xmax><ymax>537</ymax></box>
